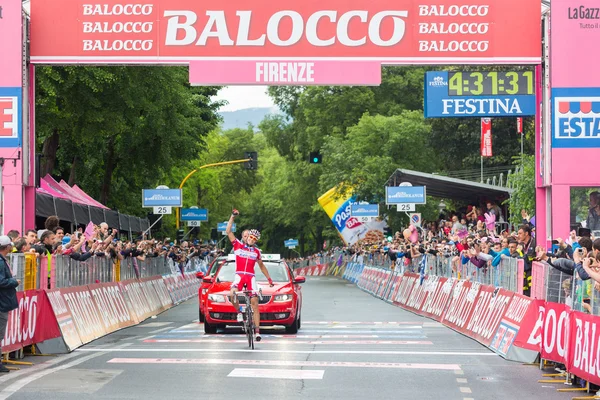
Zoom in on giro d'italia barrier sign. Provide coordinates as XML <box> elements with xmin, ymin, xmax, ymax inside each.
<box><xmin>12</xmin><ymin>273</ymin><xmax>201</xmax><ymax>353</ymax></box>
<box><xmin>30</xmin><ymin>0</ymin><xmax>541</xmax><ymax>85</ymax></box>
<box><xmin>295</xmin><ymin>261</ymin><xmax>575</xmax><ymax>365</ymax></box>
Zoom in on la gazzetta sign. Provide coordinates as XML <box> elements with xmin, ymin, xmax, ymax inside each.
<box><xmin>31</xmin><ymin>0</ymin><xmax>541</xmax><ymax>65</ymax></box>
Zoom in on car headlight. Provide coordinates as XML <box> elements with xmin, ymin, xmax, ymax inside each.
<box><xmin>274</xmin><ymin>294</ymin><xmax>293</xmax><ymax>302</ymax></box>
<box><xmin>208</xmin><ymin>294</ymin><xmax>226</xmax><ymax>303</ymax></box>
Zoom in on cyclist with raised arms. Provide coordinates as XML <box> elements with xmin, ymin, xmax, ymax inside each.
<box><xmin>227</xmin><ymin>209</ymin><xmax>274</xmax><ymax>342</ymax></box>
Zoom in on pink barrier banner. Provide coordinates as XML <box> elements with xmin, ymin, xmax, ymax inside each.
<box><xmin>419</xmin><ymin>277</ymin><xmax>455</xmax><ymax>322</ymax></box>
<box><xmin>88</xmin><ymin>283</ymin><xmax>138</xmax><ymax>333</ymax></box>
<box><xmin>463</xmin><ymin>286</ymin><xmax>514</xmax><ymax>346</ymax></box>
<box><xmin>489</xmin><ymin>294</ymin><xmax>535</xmax><ymax>358</ymax></box>
<box><xmin>441</xmin><ymin>281</ymin><xmax>481</xmax><ymax>334</ymax></box>
<box><xmin>46</xmin><ymin>289</ymin><xmax>84</xmax><ymax>351</ymax></box>
<box><xmin>189</xmin><ymin>60</ymin><xmax>381</xmax><ymax>86</ymax></box>
<box><xmin>2</xmin><ymin>290</ymin><xmax>62</xmax><ymax>353</ymax></box>
<box><xmin>392</xmin><ymin>273</ymin><xmax>419</xmax><ymax>306</ymax></box>
<box><xmin>570</xmin><ymin>311</ymin><xmax>600</xmax><ymax>385</ymax></box>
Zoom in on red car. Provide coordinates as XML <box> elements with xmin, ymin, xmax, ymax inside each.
<box><xmin>197</xmin><ymin>256</ymin><xmax>228</xmax><ymax>323</ymax></box>
<box><xmin>201</xmin><ymin>255</ymin><xmax>305</xmax><ymax>334</ymax></box>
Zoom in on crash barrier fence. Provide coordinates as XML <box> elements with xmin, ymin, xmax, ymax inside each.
<box><xmin>11</xmin><ymin>253</ymin><xmax>213</xmax><ymax>291</ymax></box>
<box><xmin>314</xmin><ymin>252</ymin><xmax>521</xmax><ymax>293</ymax></box>
<box><xmin>0</xmin><ymin>271</ymin><xmax>201</xmax><ymax>358</ymax></box>
<box><xmin>295</xmin><ymin>258</ymin><xmax>600</xmax><ymax>391</ymax></box>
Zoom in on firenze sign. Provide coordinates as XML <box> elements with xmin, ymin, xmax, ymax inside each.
<box><xmin>31</xmin><ymin>0</ymin><xmax>541</xmax><ymax>65</ymax></box>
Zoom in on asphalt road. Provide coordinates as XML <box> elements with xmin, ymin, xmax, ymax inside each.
<box><xmin>0</xmin><ymin>277</ymin><xmax>580</xmax><ymax>399</ymax></box>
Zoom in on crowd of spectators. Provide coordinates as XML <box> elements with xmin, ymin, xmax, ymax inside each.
<box><xmin>6</xmin><ymin>215</ymin><xmax>223</xmax><ymax>284</ymax></box>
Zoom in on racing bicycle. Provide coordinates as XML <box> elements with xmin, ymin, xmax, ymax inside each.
<box><xmin>235</xmin><ymin>288</ymin><xmax>263</xmax><ymax>350</ymax></box>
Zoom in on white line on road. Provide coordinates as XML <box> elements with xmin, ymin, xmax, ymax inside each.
<box><xmin>228</xmin><ymin>368</ymin><xmax>324</xmax><ymax>380</ymax></box>
<box><xmin>0</xmin><ymin>351</ymin><xmax>111</xmax><ymax>400</ymax></box>
<box><xmin>108</xmin><ymin>358</ymin><xmax>462</xmax><ymax>370</ymax></box>
<box><xmin>460</xmin><ymin>387</ymin><xmax>472</xmax><ymax>393</ymax></box>
<box><xmin>456</xmin><ymin>378</ymin><xmax>468</xmax><ymax>383</ymax></box>
<box><xmin>149</xmin><ymin>327</ymin><xmax>175</xmax><ymax>334</ymax></box>
<box><xmin>77</xmin><ymin>348</ymin><xmax>496</xmax><ymax>356</ymax></box>
<box><xmin>143</xmin><ymin>339</ymin><xmax>433</xmax><ymax>345</ymax></box>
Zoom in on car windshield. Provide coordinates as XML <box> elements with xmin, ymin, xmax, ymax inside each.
<box><xmin>216</xmin><ymin>262</ymin><xmax>290</xmax><ymax>283</ymax></box>
<box><xmin>209</xmin><ymin>257</ymin><xmax>227</xmax><ymax>275</ymax></box>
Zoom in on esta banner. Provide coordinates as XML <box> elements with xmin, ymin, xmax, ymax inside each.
<box><xmin>31</xmin><ymin>0</ymin><xmax>541</xmax><ymax>64</ymax></box>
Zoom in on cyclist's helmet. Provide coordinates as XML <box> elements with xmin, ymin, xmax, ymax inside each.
<box><xmin>248</xmin><ymin>229</ymin><xmax>261</xmax><ymax>240</ymax></box>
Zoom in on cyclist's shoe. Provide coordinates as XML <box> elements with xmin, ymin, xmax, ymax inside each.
<box><xmin>236</xmin><ymin>313</ymin><xmax>243</xmax><ymax>323</ymax></box>
<box><xmin>255</xmin><ymin>332</ymin><xmax>262</xmax><ymax>342</ymax></box>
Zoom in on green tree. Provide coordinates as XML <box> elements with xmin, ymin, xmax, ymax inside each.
<box><xmin>35</xmin><ymin>66</ymin><xmax>222</xmax><ymax>215</ymax></box>
<box><xmin>505</xmin><ymin>155</ymin><xmax>535</xmax><ymax>226</ymax></box>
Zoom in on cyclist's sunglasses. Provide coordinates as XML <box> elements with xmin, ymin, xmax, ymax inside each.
<box><xmin>248</xmin><ymin>235</ymin><xmax>258</xmax><ymax>241</ymax></box>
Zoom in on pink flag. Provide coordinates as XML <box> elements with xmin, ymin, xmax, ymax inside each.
<box><xmin>84</xmin><ymin>221</ymin><xmax>95</xmax><ymax>241</ymax></box>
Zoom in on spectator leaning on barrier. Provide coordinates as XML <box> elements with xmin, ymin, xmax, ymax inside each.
<box><xmin>0</xmin><ymin>236</ymin><xmax>19</xmax><ymax>373</ymax></box>
<box><xmin>25</xmin><ymin>230</ymin><xmax>37</xmax><ymax>246</ymax></box>
<box><xmin>33</xmin><ymin>230</ymin><xmax>56</xmax><ymax>288</ymax></box>
<box><xmin>13</xmin><ymin>238</ymin><xmax>29</xmax><ymax>253</ymax></box>
<box><xmin>517</xmin><ymin>224</ymin><xmax>535</xmax><ymax>296</ymax></box>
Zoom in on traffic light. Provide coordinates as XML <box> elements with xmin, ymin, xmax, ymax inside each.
<box><xmin>383</xmin><ymin>226</ymin><xmax>392</xmax><ymax>237</ymax></box>
<box><xmin>309</xmin><ymin>151</ymin><xmax>322</xmax><ymax>164</ymax></box>
<box><xmin>244</xmin><ymin>151</ymin><xmax>258</xmax><ymax>170</ymax></box>
<box><xmin>176</xmin><ymin>229</ymin><xmax>184</xmax><ymax>243</ymax></box>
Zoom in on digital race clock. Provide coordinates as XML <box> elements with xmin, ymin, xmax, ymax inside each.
<box><xmin>424</xmin><ymin>70</ymin><xmax>536</xmax><ymax>118</ymax></box>
<box><xmin>448</xmin><ymin>71</ymin><xmax>535</xmax><ymax>96</ymax></box>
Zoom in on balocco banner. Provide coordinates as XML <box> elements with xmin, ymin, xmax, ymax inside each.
<box><xmin>31</xmin><ymin>0</ymin><xmax>541</xmax><ymax>65</ymax></box>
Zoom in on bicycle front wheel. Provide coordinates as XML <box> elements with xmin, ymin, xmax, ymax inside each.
<box><xmin>246</xmin><ymin>307</ymin><xmax>254</xmax><ymax>349</ymax></box>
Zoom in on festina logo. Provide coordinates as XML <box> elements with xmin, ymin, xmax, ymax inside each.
<box><xmin>442</xmin><ymin>98</ymin><xmax>523</xmax><ymax>115</ymax></box>
<box><xmin>163</xmin><ymin>10</ymin><xmax>409</xmax><ymax>47</ymax></box>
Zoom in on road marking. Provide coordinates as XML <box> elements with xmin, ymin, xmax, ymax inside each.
<box><xmin>459</xmin><ymin>387</ymin><xmax>472</xmax><ymax>394</ymax></box>
<box><xmin>177</xmin><ymin>334</ymin><xmax>426</xmax><ymax>339</ymax></box>
<box><xmin>228</xmin><ymin>368</ymin><xmax>324</xmax><ymax>380</ymax></box>
<box><xmin>0</xmin><ymin>348</ymin><xmax>121</xmax><ymax>400</ymax></box>
<box><xmin>78</xmin><ymin>348</ymin><xmax>496</xmax><ymax>356</ymax></box>
<box><xmin>108</xmin><ymin>358</ymin><xmax>461</xmax><ymax>370</ymax></box>
<box><xmin>454</xmin><ymin>369</ymin><xmax>465</xmax><ymax>375</ymax></box>
<box><xmin>143</xmin><ymin>339</ymin><xmax>434</xmax><ymax>345</ymax></box>
<box><xmin>456</xmin><ymin>378</ymin><xmax>468</xmax><ymax>383</ymax></box>
<box><xmin>302</xmin><ymin>321</ymin><xmax>421</xmax><ymax>325</ymax></box>
<box><xmin>136</xmin><ymin>322</ymin><xmax>172</xmax><ymax>328</ymax></box>
<box><xmin>149</xmin><ymin>327</ymin><xmax>174</xmax><ymax>334</ymax></box>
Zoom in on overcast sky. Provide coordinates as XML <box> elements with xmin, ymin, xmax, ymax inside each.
<box><xmin>213</xmin><ymin>86</ymin><xmax>275</xmax><ymax>112</ymax></box>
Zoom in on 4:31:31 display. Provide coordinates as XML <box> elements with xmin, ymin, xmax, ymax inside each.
<box><xmin>448</xmin><ymin>71</ymin><xmax>535</xmax><ymax>96</ymax></box>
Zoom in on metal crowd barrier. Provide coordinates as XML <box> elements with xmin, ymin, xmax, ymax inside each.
<box><xmin>334</xmin><ymin>252</ymin><xmax>520</xmax><ymax>292</ymax></box>
<box><xmin>14</xmin><ymin>253</ymin><xmax>213</xmax><ymax>290</ymax></box>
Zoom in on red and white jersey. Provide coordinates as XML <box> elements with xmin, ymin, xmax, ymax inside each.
<box><xmin>232</xmin><ymin>239</ymin><xmax>262</xmax><ymax>276</ymax></box>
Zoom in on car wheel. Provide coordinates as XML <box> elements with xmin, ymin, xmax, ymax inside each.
<box><xmin>285</xmin><ymin>315</ymin><xmax>300</xmax><ymax>334</ymax></box>
<box><xmin>199</xmin><ymin>309</ymin><xmax>205</xmax><ymax>323</ymax></box>
<box><xmin>204</xmin><ymin>320</ymin><xmax>217</xmax><ymax>334</ymax></box>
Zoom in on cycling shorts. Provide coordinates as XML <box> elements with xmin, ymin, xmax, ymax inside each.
<box><xmin>232</xmin><ymin>273</ymin><xmax>257</xmax><ymax>297</ymax></box>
